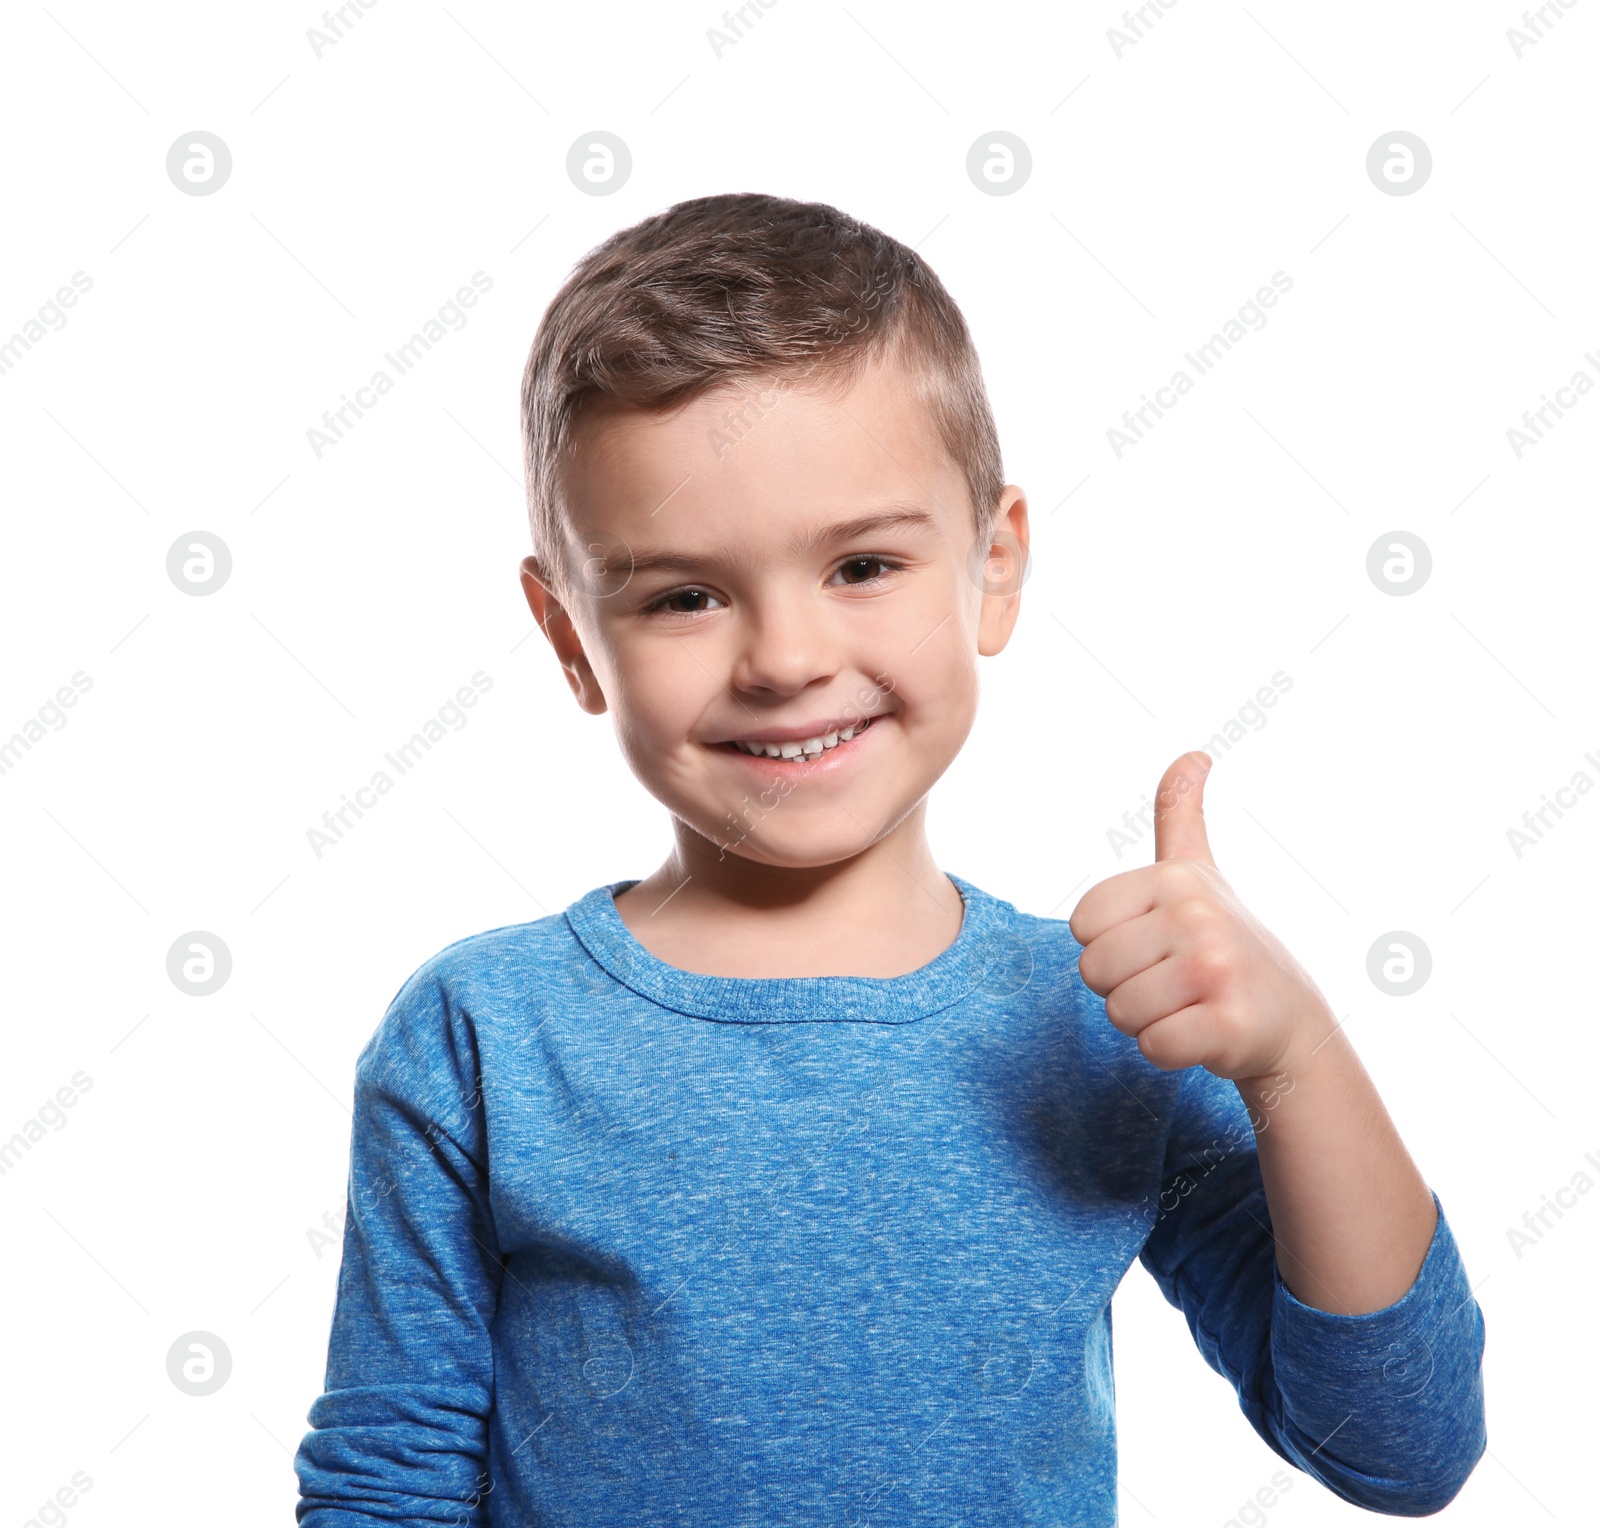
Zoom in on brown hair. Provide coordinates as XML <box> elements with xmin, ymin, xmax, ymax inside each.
<box><xmin>519</xmin><ymin>191</ymin><xmax>1005</xmax><ymax>601</ymax></box>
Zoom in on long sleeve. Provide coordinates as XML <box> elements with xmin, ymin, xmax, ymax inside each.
<box><xmin>1137</xmin><ymin>1063</ymin><xmax>1487</xmax><ymax>1516</ymax></box>
<box><xmin>295</xmin><ymin>972</ymin><xmax>506</xmax><ymax>1524</ymax></box>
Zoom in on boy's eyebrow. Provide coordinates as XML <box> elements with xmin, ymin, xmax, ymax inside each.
<box><xmin>618</xmin><ymin>504</ymin><xmax>940</xmax><ymax>578</ymax></box>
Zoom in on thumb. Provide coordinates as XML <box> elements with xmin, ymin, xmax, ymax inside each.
<box><xmin>1152</xmin><ymin>751</ymin><xmax>1215</xmax><ymax>866</ymax></box>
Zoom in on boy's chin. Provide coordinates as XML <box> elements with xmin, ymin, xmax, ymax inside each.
<box><xmin>696</xmin><ymin>826</ymin><xmax>885</xmax><ymax>871</ymax></box>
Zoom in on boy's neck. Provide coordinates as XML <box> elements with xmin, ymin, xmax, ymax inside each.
<box><xmin>611</xmin><ymin>809</ymin><xmax>965</xmax><ymax>980</ymax></box>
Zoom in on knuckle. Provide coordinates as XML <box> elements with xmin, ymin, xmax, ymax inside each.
<box><xmin>1173</xmin><ymin>896</ymin><xmax>1216</xmax><ymax>936</ymax></box>
<box><xmin>1104</xmin><ymin>994</ymin><xmax>1135</xmax><ymax>1034</ymax></box>
<box><xmin>1187</xmin><ymin>941</ymin><xmax>1233</xmax><ymax>984</ymax></box>
<box><xmin>1137</xmin><ymin>1027</ymin><xmax>1173</xmax><ymax>1069</ymax></box>
<box><xmin>1155</xmin><ymin>861</ymin><xmax>1196</xmax><ymax>898</ymax></box>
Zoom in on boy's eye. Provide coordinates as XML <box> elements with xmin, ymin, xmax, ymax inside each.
<box><xmin>833</xmin><ymin>554</ymin><xmax>901</xmax><ymax>586</ymax></box>
<box><xmin>645</xmin><ymin>588</ymin><xmax>724</xmax><ymax>618</ymax></box>
<box><xmin>641</xmin><ymin>555</ymin><xmax>904</xmax><ymax>618</ymax></box>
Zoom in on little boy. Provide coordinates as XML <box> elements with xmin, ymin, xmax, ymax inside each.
<box><xmin>294</xmin><ymin>193</ymin><xmax>1486</xmax><ymax>1525</ymax></box>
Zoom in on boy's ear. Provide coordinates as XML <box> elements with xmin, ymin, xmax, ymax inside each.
<box><xmin>976</xmin><ymin>486</ymin><xmax>1030</xmax><ymax>658</ymax></box>
<box><xmin>519</xmin><ymin>555</ymin><xmax>608</xmax><ymax>716</ymax></box>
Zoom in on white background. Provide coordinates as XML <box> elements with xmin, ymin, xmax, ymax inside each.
<box><xmin>1</xmin><ymin>1</ymin><xmax>1593</xmax><ymax>1523</ymax></box>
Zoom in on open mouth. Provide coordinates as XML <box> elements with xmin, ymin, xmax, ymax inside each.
<box><xmin>718</xmin><ymin>713</ymin><xmax>881</xmax><ymax>763</ymax></box>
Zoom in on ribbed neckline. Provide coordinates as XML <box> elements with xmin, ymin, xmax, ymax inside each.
<box><xmin>563</xmin><ymin>873</ymin><xmax>1004</xmax><ymax>1025</ymax></box>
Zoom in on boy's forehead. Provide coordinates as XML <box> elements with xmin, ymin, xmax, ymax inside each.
<box><xmin>560</xmin><ymin>360</ymin><xmax>968</xmax><ymax>552</ymax></box>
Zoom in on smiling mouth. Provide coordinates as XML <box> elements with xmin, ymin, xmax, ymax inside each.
<box><xmin>718</xmin><ymin>714</ymin><xmax>881</xmax><ymax>761</ymax></box>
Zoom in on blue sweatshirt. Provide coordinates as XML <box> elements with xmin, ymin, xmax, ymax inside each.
<box><xmin>294</xmin><ymin>875</ymin><xmax>1486</xmax><ymax>1525</ymax></box>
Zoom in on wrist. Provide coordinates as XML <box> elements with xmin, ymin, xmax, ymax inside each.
<box><xmin>1234</xmin><ymin>1006</ymin><xmax>1343</xmax><ymax>1100</ymax></box>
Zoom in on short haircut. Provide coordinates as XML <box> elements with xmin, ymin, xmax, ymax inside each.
<box><xmin>519</xmin><ymin>191</ymin><xmax>1005</xmax><ymax>602</ymax></box>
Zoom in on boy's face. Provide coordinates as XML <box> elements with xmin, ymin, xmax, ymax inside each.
<box><xmin>522</xmin><ymin>352</ymin><xmax>1028</xmax><ymax>872</ymax></box>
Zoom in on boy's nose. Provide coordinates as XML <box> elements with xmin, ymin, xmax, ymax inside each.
<box><xmin>728</xmin><ymin>596</ymin><xmax>843</xmax><ymax>697</ymax></box>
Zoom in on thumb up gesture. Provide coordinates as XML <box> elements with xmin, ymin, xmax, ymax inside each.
<box><xmin>1069</xmin><ymin>752</ymin><xmax>1333</xmax><ymax>1087</ymax></box>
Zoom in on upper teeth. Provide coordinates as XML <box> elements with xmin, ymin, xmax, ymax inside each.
<box><xmin>730</xmin><ymin>717</ymin><xmax>873</xmax><ymax>758</ymax></box>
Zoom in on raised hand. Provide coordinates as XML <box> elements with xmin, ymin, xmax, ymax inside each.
<box><xmin>1069</xmin><ymin>751</ymin><xmax>1334</xmax><ymax>1086</ymax></box>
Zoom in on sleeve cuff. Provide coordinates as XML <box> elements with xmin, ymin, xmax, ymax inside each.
<box><xmin>1273</xmin><ymin>1189</ymin><xmax>1456</xmax><ymax>1368</ymax></box>
<box><xmin>1267</xmin><ymin>1189</ymin><xmax>1488</xmax><ymax>1515</ymax></box>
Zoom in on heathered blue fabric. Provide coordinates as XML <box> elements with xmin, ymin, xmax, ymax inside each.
<box><xmin>294</xmin><ymin>874</ymin><xmax>1487</xmax><ymax>1525</ymax></box>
